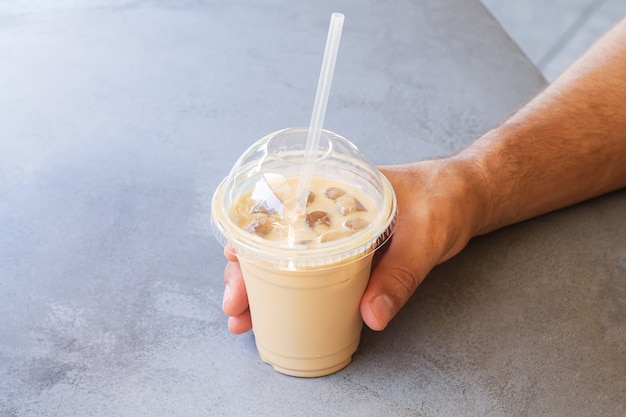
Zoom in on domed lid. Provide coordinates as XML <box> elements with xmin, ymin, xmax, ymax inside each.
<box><xmin>211</xmin><ymin>127</ymin><xmax>397</xmax><ymax>269</ymax></box>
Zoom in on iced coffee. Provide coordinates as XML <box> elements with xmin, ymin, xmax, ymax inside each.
<box><xmin>211</xmin><ymin>127</ymin><xmax>397</xmax><ymax>377</ymax></box>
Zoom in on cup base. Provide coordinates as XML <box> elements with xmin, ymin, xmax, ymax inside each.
<box><xmin>259</xmin><ymin>353</ymin><xmax>352</xmax><ymax>378</ymax></box>
<box><xmin>256</xmin><ymin>336</ymin><xmax>360</xmax><ymax>378</ymax></box>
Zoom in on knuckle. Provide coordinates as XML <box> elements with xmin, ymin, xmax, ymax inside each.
<box><xmin>386</xmin><ymin>265</ymin><xmax>421</xmax><ymax>301</ymax></box>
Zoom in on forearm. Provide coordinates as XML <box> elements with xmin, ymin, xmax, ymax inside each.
<box><xmin>457</xmin><ymin>17</ymin><xmax>626</xmax><ymax>236</ymax></box>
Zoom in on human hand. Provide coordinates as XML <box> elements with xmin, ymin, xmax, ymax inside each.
<box><xmin>221</xmin><ymin>159</ymin><xmax>482</xmax><ymax>333</ymax></box>
<box><xmin>359</xmin><ymin>160</ymin><xmax>480</xmax><ymax>329</ymax></box>
<box><xmin>221</xmin><ymin>245</ymin><xmax>252</xmax><ymax>334</ymax></box>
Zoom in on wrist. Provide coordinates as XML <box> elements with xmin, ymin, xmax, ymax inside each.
<box><xmin>415</xmin><ymin>156</ymin><xmax>488</xmax><ymax>263</ymax></box>
<box><xmin>445</xmin><ymin>147</ymin><xmax>492</xmax><ymax>239</ymax></box>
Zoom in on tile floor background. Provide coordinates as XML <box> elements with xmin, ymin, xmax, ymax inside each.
<box><xmin>481</xmin><ymin>0</ymin><xmax>626</xmax><ymax>81</ymax></box>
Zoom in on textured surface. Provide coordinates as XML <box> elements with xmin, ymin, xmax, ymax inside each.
<box><xmin>1</xmin><ymin>1</ymin><xmax>624</xmax><ymax>416</ymax></box>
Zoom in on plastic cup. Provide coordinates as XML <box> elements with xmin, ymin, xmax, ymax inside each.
<box><xmin>211</xmin><ymin>127</ymin><xmax>397</xmax><ymax>377</ymax></box>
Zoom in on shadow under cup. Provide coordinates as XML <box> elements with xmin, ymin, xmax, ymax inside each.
<box><xmin>211</xmin><ymin>128</ymin><xmax>397</xmax><ymax>377</ymax></box>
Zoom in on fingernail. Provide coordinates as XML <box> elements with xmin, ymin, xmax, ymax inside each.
<box><xmin>371</xmin><ymin>294</ymin><xmax>395</xmax><ymax>329</ymax></box>
<box><xmin>222</xmin><ymin>283</ymin><xmax>231</xmax><ymax>310</ymax></box>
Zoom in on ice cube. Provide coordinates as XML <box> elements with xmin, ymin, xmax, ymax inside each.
<box><xmin>264</xmin><ymin>173</ymin><xmax>296</xmax><ymax>209</ymax></box>
<box><xmin>306</xmin><ymin>211</ymin><xmax>331</xmax><ymax>228</ymax></box>
<box><xmin>334</xmin><ymin>195</ymin><xmax>366</xmax><ymax>215</ymax></box>
<box><xmin>343</xmin><ymin>217</ymin><xmax>369</xmax><ymax>232</ymax></box>
<box><xmin>244</xmin><ymin>215</ymin><xmax>274</xmax><ymax>237</ymax></box>
<box><xmin>324</xmin><ymin>187</ymin><xmax>346</xmax><ymax>200</ymax></box>
<box><xmin>250</xmin><ymin>201</ymin><xmax>276</xmax><ymax>215</ymax></box>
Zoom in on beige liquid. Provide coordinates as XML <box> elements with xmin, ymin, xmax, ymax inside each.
<box><xmin>238</xmin><ymin>252</ymin><xmax>373</xmax><ymax>377</ymax></box>
<box><xmin>230</xmin><ymin>177</ymin><xmax>378</xmax><ymax>249</ymax></box>
<box><xmin>229</xmin><ymin>177</ymin><xmax>381</xmax><ymax>376</ymax></box>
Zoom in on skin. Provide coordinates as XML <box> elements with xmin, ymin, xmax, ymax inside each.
<box><xmin>222</xmin><ymin>17</ymin><xmax>626</xmax><ymax>334</ymax></box>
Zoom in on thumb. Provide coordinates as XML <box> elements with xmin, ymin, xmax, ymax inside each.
<box><xmin>360</xmin><ymin>228</ymin><xmax>431</xmax><ymax>331</ymax></box>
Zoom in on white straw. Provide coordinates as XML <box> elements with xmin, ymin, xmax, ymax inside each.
<box><xmin>295</xmin><ymin>12</ymin><xmax>345</xmax><ymax>213</ymax></box>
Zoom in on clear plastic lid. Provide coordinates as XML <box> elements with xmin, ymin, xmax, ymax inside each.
<box><xmin>211</xmin><ymin>128</ymin><xmax>397</xmax><ymax>269</ymax></box>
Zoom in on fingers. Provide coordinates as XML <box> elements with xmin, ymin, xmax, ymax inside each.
<box><xmin>227</xmin><ymin>309</ymin><xmax>252</xmax><ymax>334</ymax></box>
<box><xmin>360</xmin><ymin>164</ymin><xmax>437</xmax><ymax>331</ymax></box>
<box><xmin>222</xmin><ymin>262</ymin><xmax>247</xmax><ymax>314</ymax></box>
<box><xmin>223</xmin><ymin>259</ymin><xmax>252</xmax><ymax>334</ymax></box>
<box><xmin>360</xmin><ymin>224</ymin><xmax>430</xmax><ymax>331</ymax></box>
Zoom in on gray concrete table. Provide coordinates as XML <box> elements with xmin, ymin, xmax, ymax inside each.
<box><xmin>1</xmin><ymin>1</ymin><xmax>624</xmax><ymax>416</ymax></box>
